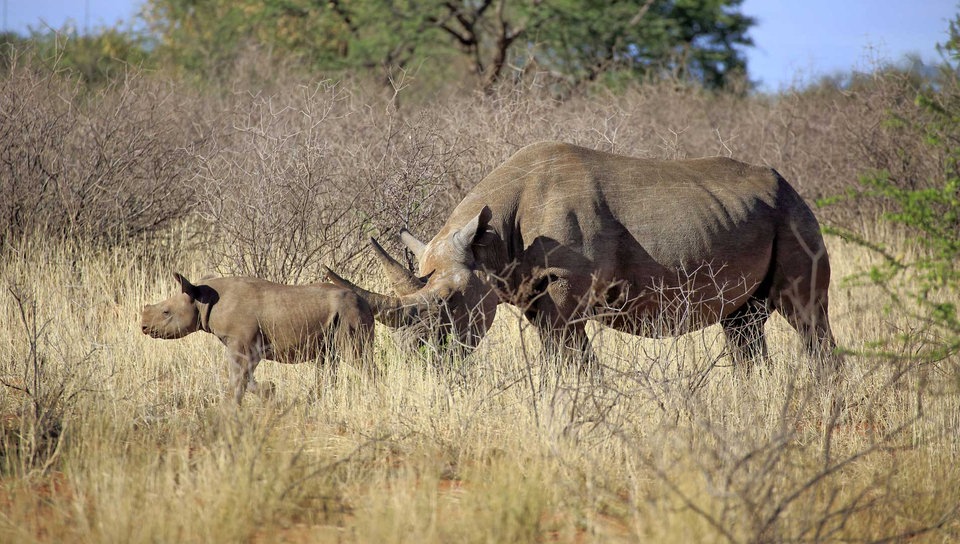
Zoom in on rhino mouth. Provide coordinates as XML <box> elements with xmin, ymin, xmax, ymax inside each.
<box><xmin>141</xmin><ymin>324</ymin><xmax>187</xmax><ymax>340</ymax></box>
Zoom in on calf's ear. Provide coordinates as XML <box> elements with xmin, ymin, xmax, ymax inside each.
<box><xmin>173</xmin><ymin>272</ymin><xmax>200</xmax><ymax>301</ymax></box>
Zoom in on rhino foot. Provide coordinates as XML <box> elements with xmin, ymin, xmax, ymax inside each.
<box><xmin>250</xmin><ymin>380</ymin><xmax>276</xmax><ymax>401</ymax></box>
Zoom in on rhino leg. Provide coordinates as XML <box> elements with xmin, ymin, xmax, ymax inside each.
<box><xmin>309</xmin><ymin>333</ymin><xmax>336</xmax><ymax>393</ymax></box>
<box><xmin>533</xmin><ymin>318</ymin><xmax>596</xmax><ymax>371</ymax></box>
<box><xmin>226</xmin><ymin>351</ymin><xmax>260</xmax><ymax>405</ymax></box>
<box><xmin>777</xmin><ymin>293</ymin><xmax>839</xmax><ymax>380</ymax></box>
<box><xmin>523</xmin><ymin>273</ymin><xmax>599</xmax><ymax>376</ymax></box>
<box><xmin>248</xmin><ymin>380</ymin><xmax>276</xmax><ymax>401</ymax></box>
<box><xmin>349</xmin><ymin>322</ymin><xmax>378</xmax><ymax>379</ymax></box>
<box><xmin>310</xmin><ymin>319</ymin><xmax>377</xmax><ymax>398</ymax></box>
<box><xmin>226</xmin><ymin>339</ymin><xmax>266</xmax><ymax>405</ymax></box>
<box><xmin>336</xmin><ymin>315</ymin><xmax>379</xmax><ymax>379</ymax></box>
<box><xmin>770</xmin><ymin>222</ymin><xmax>841</xmax><ymax>380</ymax></box>
<box><xmin>721</xmin><ymin>298</ymin><xmax>770</xmax><ymax>372</ymax></box>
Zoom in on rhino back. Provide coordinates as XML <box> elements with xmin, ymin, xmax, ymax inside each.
<box><xmin>455</xmin><ymin>142</ymin><xmax>802</xmax><ymax>272</ymax></box>
<box><xmin>202</xmin><ymin>278</ymin><xmax>358</xmax><ymax>359</ymax></box>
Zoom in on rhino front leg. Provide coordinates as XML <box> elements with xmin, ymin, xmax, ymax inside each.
<box><xmin>534</xmin><ymin>320</ymin><xmax>597</xmax><ymax>374</ymax></box>
<box><xmin>524</xmin><ymin>272</ymin><xmax>599</xmax><ymax>376</ymax></box>
<box><xmin>244</xmin><ymin>338</ymin><xmax>275</xmax><ymax>401</ymax></box>
<box><xmin>225</xmin><ymin>343</ymin><xmax>264</xmax><ymax>405</ymax></box>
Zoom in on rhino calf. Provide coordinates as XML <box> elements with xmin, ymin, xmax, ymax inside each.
<box><xmin>141</xmin><ymin>273</ymin><xmax>375</xmax><ymax>404</ymax></box>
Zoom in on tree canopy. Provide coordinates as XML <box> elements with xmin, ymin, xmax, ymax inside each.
<box><xmin>141</xmin><ymin>0</ymin><xmax>754</xmax><ymax>91</ymax></box>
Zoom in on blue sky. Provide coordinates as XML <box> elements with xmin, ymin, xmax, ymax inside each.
<box><xmin>743</xmin><ymin>0</ymin><xmax>956</xmax><ymax>90</ymax></box>
<box><xmin>2</xmin><ymin>0</ymin><xmax>956</xmax><ymax>91</ymax></box>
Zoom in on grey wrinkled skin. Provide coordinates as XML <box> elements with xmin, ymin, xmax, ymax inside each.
<box><xmin>328</xmin><ymin>141</ymin><xmax>838</xmax><ymax>375</ymax></box>
<box><xmin>141</xmin><ymin>273</ymin><xmax>375</xmax><ymax>404</ymax></box>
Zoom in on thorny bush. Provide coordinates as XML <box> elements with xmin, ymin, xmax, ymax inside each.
<box><xmin>0</xmin><ymin>53</ymin><xmax>209</xmax><ymax>248</ymax></box>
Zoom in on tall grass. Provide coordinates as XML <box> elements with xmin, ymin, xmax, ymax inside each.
<box><xmin>1</xmin><ymin>51</ymin><xmax>958</xmax><ymax>542</ymax></box>
<box><xmin>1</xmin><ymin>232</ymin><xmax>958</xmax><ymax>542</ymax></box>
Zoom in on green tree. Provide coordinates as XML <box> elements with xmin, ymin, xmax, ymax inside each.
<box><xmin>2</xmin><ymin>25</ymin><xmax>152</xmax><ymax>87</ymax></box>
<box><xmin>142</xmin><ymin>0</ymin><xmax>754</xmax><ymax>91</ymax></box>
<box><xmin>535</xmin><ymin>0</ymin><xmax>753</xmax><ymax>88</ymax></box>
<box><xmin>825</xmin><ymin>14</ymin><xmax>960</xmax><ymax>362</ymax></box>
<box><xmin>141</xmin><ymin>0</ymin><xmax>442</xmax><ymax>84</ymax></box>
<box><xmin>142</xmin><ymin>0</ymin><xmax>350</xmax><ymax>79</ymax></box>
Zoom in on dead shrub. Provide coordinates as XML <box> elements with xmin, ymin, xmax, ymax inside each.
<box><xmin>0</xmin><ymin>283</ymin><xmax>101</xmax><ymax>477</ymax></box>
<box><xmin>0</xmin><ymin>51</ymin><xmax>207</xmax><ymax>247</ymax></box>
<box><xmin>193</xmin><ymin>81</ymin><xmax>358</xmax><ymax>283</ymax></box>
<box><xmin>194</xmin><ymin>78</ymin><xmax>495</xmax><ymax>282</ymax></box>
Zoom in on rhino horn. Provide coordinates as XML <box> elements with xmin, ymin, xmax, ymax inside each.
<box><xmin>323</xmin><ymin>266</ymin><xmax>413</xmax><ymax>328</ymax></box>
<box><xmin>370</xmin><ymin>237</ymin><xmax>424</xmax><ymax>296</ymax></box>
<box><xmin>399</xmin><ymin>229</ymin><xmax>426</xmax><ymax>261</ymax></box>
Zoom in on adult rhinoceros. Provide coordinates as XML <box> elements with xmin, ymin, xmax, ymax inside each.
<box><xmin>327</xmin><ymin>141</ymin><xmax>838</xmax><ymax>372</ymax></box>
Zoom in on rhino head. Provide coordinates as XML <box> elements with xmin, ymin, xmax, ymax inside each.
<box><xmin>326</xmin><ymin>206</ymin><xmax>500</xmax><ymax>352</ymax></box>
<box><xmin>141</xmin><ymin>273</ymin><xmax>217</xmax><ymax>339</ymax></box>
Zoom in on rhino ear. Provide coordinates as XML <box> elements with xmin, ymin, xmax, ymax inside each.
<box><xmin>453</xmin><ymin>205</ymin><xmax>493</xmax><ymax>256</ymax></box>
<box><xmin>174</xmin><ymin>273</ymin><xmax>199</xmax><ymax>301</ymax></box>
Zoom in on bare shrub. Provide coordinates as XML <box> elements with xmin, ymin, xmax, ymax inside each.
<box><xmin>503</xmin><ymin>282</ymin><xmax>957</xmax><ymax>542</ymax></box>
<box><xmin>193</xmin><ymin>81</ymin><xmax>358</xmax><ymax>282</ymax></box>
<box><xmin>193</xmin><ymin>81</ymin><xmax>419</xmax><ymax>283</ymax></box>
<box><xmin>414</xmin><ymin>72</ymin><xmax>943</xmax><ymax>232</ymax></box>
<box><xmin>194</xmin><ymin>69</ymin><xmax>929</xmax><ymax>287</ymax></box>
<box><xmin>194</xmin><ymin>75</ymin><xmax>494</xmax><ymax>282</ymax></box>
<box><xmin>347</xmin><ymin>111</ymin><xmax>481</xmax><ymax>268</ymax></box>
<box><xmin>0</xmin><ymin>283</ymin><xmax>100</xmax><ymax>477</ymax></box>
<box><xmin>0</xmin><ymin>51</ymin><xmax>207</xmax><ymax>247</ymax></box>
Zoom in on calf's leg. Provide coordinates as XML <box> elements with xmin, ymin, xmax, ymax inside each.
<box><xmin>226</xmin><ymin>340</ymin><xmax>266</xmax><ymax>405</ymax></box>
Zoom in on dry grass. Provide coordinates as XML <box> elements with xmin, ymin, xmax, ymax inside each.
<box><xmin>1</xmin><ymin>55</ymin><xmax>958</xmax><ymax>542</ymax></box>
<box><xmin>1</xmin><ymin>231</ymin><xmax>958</xmax><ymax>543</ymax></box>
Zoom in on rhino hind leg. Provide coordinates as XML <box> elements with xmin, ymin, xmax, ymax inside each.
<box><xmin>248</xmin><ymin>380</ymin><xmax>276</xmax><ymax>400</ymax></box>
<box><xmin>534</xmin><ymin>320</ymin><xmax>597</xmax><ymax>375</ymax></box>
<box><xmin>317</xmin><ymin>312</ymin><xmax>378</xmax><ymax>389</ymax></box>
<box><xmin>721</xmin><ymin>298</ymin><xmax>771</xmax><ymax>372</ymax></box>
<box><xmin>332</xmin><ymin>317</ymin><xmax>379</xmax><ymax>380</ymax></box>
<box><xmin>776</xmin><ymin>294</ymin><xmax>839</xmax><ymax>379</ymax></box>
<box><xmin>353</xmin><ymin>321</ymin><xmax>378</xmax><ymax>379</ymax></box>
<box><xmin>769</xmin><ymin>221</ymin><xmax>841</xmax><ymax>379</ymax></box>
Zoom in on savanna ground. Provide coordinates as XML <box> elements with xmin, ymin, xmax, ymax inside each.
<box><xmin>2</xmin><ymin>50</ymin><xmax>959</xmax><ymax>542</ymax></box>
